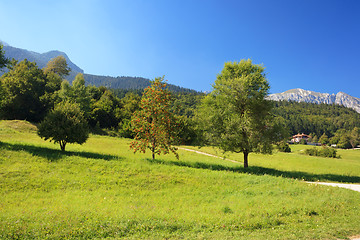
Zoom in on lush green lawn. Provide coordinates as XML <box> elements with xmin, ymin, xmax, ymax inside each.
<box><xmin>183</xmin><ymin>144</ymin><xmax>360</xmax><ymax>183</ymax></box>
<box><xmin>0</xmin><ymin>120</ymin><xmax>360</xmax><ymax>239</ymax></box>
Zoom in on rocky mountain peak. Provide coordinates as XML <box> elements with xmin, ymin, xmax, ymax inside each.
<box><xmin>268</xmin><ymin>88</ymin><xmax>360</xmax><ymax>113</ymax></box>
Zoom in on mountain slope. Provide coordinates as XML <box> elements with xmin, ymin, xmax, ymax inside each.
<box><xmin>0</xmin><ymin>42</ymin><xmax>198</xmax><ymax>93</ymax></box>
<box><xmin>268</xmin><ymin>88</ymin><xmax>360</xmax><ymax>113</ymax></box>
<box><xmin>2</xmin><ymin>45</ymin><xmax>83</xmax><ymax>80</ymax></box>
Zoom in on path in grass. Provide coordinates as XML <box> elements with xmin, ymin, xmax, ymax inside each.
<box><xmin>177</xmin><ymin>146</ymin><xmax>239</xmax><ymax>163</ymax></box>
<box><xmin>307</xmin><ymin>182</ymin><xmax>360</xmax><ymax>193</ymax></box>
<box><xmin>179</xmin><ymin>146</ymin><xmax>360</xmax><ymax>193</ymax></box>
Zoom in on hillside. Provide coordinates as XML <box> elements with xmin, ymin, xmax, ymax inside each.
<box><xmin>268</xmin><ymin>88</ymin><xmax>360</xmax><ymax>113</ymax></box>
<box><xmin>271</xmin><ymin>100</ymin><xmax>360</xmax><ymax>137</ymax></box>
<box><xmin>0</xmin><ymin>42</ymin><xmax>198</xmax><ymax>93</ymax></box>
<box><xmin>1</xmin><ymin>120</ymin><xmax>360</xmax><ymax>239</ymax></box>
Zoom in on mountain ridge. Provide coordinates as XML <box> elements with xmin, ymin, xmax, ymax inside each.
<box><xmin>0</xmin><ymin>42</ymin><xmax>198</xmax><ymax>93</ymax></box>
<box><xmin>268</xmin><ymin>88</ymin><xmax>360</xmax><ymax>113</ymax></box>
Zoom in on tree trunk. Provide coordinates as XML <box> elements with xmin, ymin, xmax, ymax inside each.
<box><xmin>243</xmin><ymin>151</ymin><xmax>248</xmax><ymax>168</ymax></box>
<box><xmin>60</xmin><ymin>141</ymin><xmax>66</xmax><ymax>152</ymax></box>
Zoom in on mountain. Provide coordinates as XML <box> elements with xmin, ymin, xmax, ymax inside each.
<box><xmin>2</xmin><ymin>44</ymin><xmax>83</xmax><ymax>80</ymax></box>
<box><xmin>0</xmin><ymin>41</ymin><xmax>198</xmax><ymax>93</ymax></box>
<box><xmin>268</xmin><ymin>88</ymin><xmax>360</xmax><ymax>113</ymax></box>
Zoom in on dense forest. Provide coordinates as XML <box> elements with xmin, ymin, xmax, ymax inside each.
<box><xmin>0</xmin><ymin>49</ymin><xmax>359</xmax><ymax>148</ymax></box>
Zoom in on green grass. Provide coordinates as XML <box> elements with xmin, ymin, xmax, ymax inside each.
<box><xmin>1</xmin><ymin>120</ymin><xmax>360</xmax><ymax>239</ymax></box>
<box><xmin>183</xmin><ymin>144</ymin><xmax>360</xmax><ymax>183</ymax></box>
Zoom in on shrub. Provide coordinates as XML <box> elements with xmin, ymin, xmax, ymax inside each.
<box><xmin>277</xmin><ymin>142</ymin><xmax>291</xmax><ymax>152</ymax></box>
<box><xmin>305</xmin><ymin>147</ymin><xmax>339</xmax><ymax>158</ymax></box>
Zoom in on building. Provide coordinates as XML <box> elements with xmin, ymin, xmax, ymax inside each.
<box><xmin>291</xmin><ymin>133</ymin><xmax>310</xmax><ymax>143</ymax></box>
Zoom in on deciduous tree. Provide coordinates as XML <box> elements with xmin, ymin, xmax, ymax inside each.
<box><xmin>130</xmin><ymin>77</ymin><xmax>179</xmax><ymax>160</ymax></box>
<box><xmin>0</xmin><ymin>43</ymin><xmax>8</xmax><ymax>69</ymax></box>
<box><xmin>43</xmin><ymin>55</ymin><xmax>70</xmax><ymax>78</ymax></box>
<box><xmin>0</xmin><ymin>60</ymin><xmax>48</xmax><ymax>121</ymax></box>
<box><xmin>37</xmin><ymin>101</ymin><xmax>89</xmax><ymax>151</ymax></box>
<box><xmin>196</xmin><ymin>60</ymin><xmax>281</xmax><ymax>168</ymax></box>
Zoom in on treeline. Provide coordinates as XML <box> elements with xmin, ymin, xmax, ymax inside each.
<box><xmin>271</xmin><ymin>101</ymin><xmax>360</xmax><ymax>148</ymax></box>
<box><xmin>272</xmin><ymin>101</ymin><xmax>360</xmax><ymax>135</ymax></box>
<box><xmin>0</xmin><ymin>56</ymin><xmax>202</xmax><ymax>145</ymax></box>
<box><xmin>0</xmin><ymin>49</ymin><xmax>359</xmax><ymax>149</ymax></box>
<box><xmin>83</xmin><ymin>74</ymin><xmax>199</xmax><ymax>94</ymax></box>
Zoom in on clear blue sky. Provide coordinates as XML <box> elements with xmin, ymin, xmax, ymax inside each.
<box><xmin>1</xmin><ymin>0</ymin><xmax>359</xmax><ymax>97</ymax></box>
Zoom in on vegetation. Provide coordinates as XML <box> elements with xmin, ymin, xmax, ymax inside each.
<box><xmin>305</xmin><ymin>147</ymin><xmax>339</xmax><ymax>158</ymax></box>
<box><xmin>130</xmin><ymin>77</ymin><xmax>179</xmax><ymax>160</ymax></box>
<box><xmin>277</xmin><ymin>142</ymin><xmax>291</xmax><ymax>152</ymax></box>
<box><xmin>197</xmin><ymin>60</ymin><xmax>283</xmax><ymax>168</ymax></box>
<box><xmin>37</xmin><ymin>101</ymin><xmax>89</xmax><ymax>151</ymax></box>
<box><xmin>272</xmin><ymin>101</ymin><xmax>360</xmax><ymax>138</ymax></box>
<box><xmin>0</xmin><ymin>43</ymin><xmax>8</xmax><ymax>69</ymax></box>
<box><xmin>43</xmin><ymin>55</ymin><xmax>71</xmax><ymax>78</ymax></box>
<box><xmin>1</xmin><ymin>120</ymin><xmax>360</xmax><ymax>239</ymax></box>
<box><xmin>0</xmin><ymin>59</ymin><xmax>60</xmax><ymax>122</ymax></box>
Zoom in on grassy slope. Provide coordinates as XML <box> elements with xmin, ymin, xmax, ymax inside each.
<box><xmin>0</xmin><ymin>120</ymin><xmax>359</xmax><ymax>239</ymax></box>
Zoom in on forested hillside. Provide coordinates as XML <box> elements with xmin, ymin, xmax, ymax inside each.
<box><xmin>272</xmin><ymin>101</ymin><xmax>360</xmax><ymax>138</ymax></box>
<box><xmin>84</xmin><ymin>74</ymin><xmax>198</xmax><ymax>93</ymax></box>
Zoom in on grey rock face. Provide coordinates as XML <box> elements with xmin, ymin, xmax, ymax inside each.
<box><xmin>268</xmin><ymin>88</ymin><xmax>360</xmax><ymax>113</ymax></box>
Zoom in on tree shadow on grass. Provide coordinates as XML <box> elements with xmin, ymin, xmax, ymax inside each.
<box><xmin>0</xmin><ymin>141</ymin><xmax>122</xmax><ymax>161</ymax></box>
<box><xmin>145</xmin><ymin>158</ymin><xmax>360</xmax><ymax>183</ymax></box>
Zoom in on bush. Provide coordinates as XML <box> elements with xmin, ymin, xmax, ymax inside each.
<box><xmin>305</xmin><ymin>147</ymin><xmax>339</xmax><ymax>158</ymax></box>
<box><xmin>277</xmin><ymin>142</ymin><xmax>291</xmax><ymax>152</ymax></box>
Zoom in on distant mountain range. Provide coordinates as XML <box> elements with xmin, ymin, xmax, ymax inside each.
<box><xmin>0</xmin><ymin>41</ymin><xmax>197</xmax><ymax>93</ymax></box>
<box><xmin>268</xmin><ymin>88</ymin><xmax>360</xmax><ymax>113</ymax></box>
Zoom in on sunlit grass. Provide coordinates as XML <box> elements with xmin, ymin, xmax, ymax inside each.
<box><xmin>1</xmin><ymin>120</ymin><xmax>360</xmax><ymax>239</ymax></box>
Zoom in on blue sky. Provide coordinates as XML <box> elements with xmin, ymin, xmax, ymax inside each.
<box><xmin>1</xmin><ymin>0</ymin><xmax>359</xmax><ymax>97</ymax></box>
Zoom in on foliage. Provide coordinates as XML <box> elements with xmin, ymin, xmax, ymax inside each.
<box><xmin>37</xmin><ymin>101</ymin><xmax>89</xmax><ymax>151</ymax></box>
<box><xmin>196</xmin><ymin>60</ymin><xmax>282</xmax><ymax>168</ymax></box>
<box><xmin>43</xmin><ymin>55</ymin><xmax>71</xmax><ymax>78</ymax></box>
<box><xmin>0</xmin><ymin>59</ymin><xmax>57</xmax><ymax>122</ymax></box>
<box><xmin>0</xmin><ymin>43</ymin><xmax>9</xmax><ymax>69</ymax></box>
<box><xmin>277</xmin><ymin>142</ymin><xmax>291</xmax><ymax>152</ymax></box>
<box><xmin>130</xmin><ymin>77</ymin><xmax>179</xmax><ymax>159</ymax></box>
<box><xmin>319</xmin><ymin>133</ymin><xmax>330</xmax><ymax>145</ymax></box>
<box><xmin>305</xmin><ymin>147</ymin><xmax>338</xmax><ymax>158</ymax></box>
<box><xmin>272</xmin><ymin>101</ymin><xmax>360</xmax><ymax>137</ymax></box>
<box><xmin>349</xmin><ymin>127</ymin><xmax>360</xmax><ymax>148</ymax></box>
<box><xmin>84</xmin><ymin>73</ymin><xmax>198</xmax><ymax>93</ymax></box>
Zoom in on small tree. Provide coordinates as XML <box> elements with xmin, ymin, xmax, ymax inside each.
<box><xmin>130</xmin><ymin>76</ymin><xmax>179</xmax><ymax>160</ymax></box>
<box><xmin>0</xmin><ymin>43</ymin><xmax>9</xmax><ymax>69</ymax></box>
<box><xmin>349</xmin><ymin>127</ymin><xmax>360</xmax><ymax>149</ymax></box>
<box><xmin>319</xmin><ymin>133</ymin><xmax>329</xmax><ymax>145</ymax></box>
<box><xmin>43</xmin><ymin>55</ymin><xmax>70</xmax><ymax>78</ymax></box>
<box><xmin>37</xmin><ymin>101</ymin><xmax>89</xmax><ymax>151</ymax></box>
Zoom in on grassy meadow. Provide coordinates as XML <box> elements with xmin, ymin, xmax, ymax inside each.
<box><xmin>0</xmin><ymin>120</ymin><xmax>360</xmax><ymax>239</ymax></box>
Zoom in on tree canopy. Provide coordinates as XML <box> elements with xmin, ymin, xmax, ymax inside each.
<box><xmin>37</xmin><ymin>101</ymin><xmax>89</xmax><ymax>151</ymax></box>
<box><xmin>130</xmin><ymin>77</ymin><xmax>179</xmax><ymax>159</ymax></box>
<box><xmin>43</xmin><ymin>55</ymin><xmax>71</xmax><ymax>78</ymax></box>
<box><xmin>0</xmin><ymin>43</ymin><xmax>8</xmax><ymax>69</ymax></box>
<box><xmin>0</xmin><ymin>59</ymin><xmax>54</xmax><ymax>121</ymax></box>
<box><xmin>196</xmin><ymin>60</ymin><xmax>280</xmax><ymax>168</ymax></box>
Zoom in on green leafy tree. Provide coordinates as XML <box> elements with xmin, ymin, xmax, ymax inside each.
<box><xmin>319</xmin><ymin>133</ymin><xmax>329</xmax><ymax>145</ymax></box>
<box><xmin>37</xmin><ymin>101</ymin><xmax>89</xmax><ymax>151</ymax></box>
<box><xmin>0</xmin><ymin>59</ymin><xmax>49</xmax><ymax>121</ymax></box>
<box><xmin>349</xmin><ymin>127</ymin><xmax>360</xmax><ymax>149</ymax></box>
<box><xmin>0</xmin><ymin>43</ymin><xmax>9</xmax><ymax>69</ymax></box>
<box><xmin>196</xmin><ymin>60</ymin><xmax>281</xmax><ymax>168</ymax></box>
<box><xmin>130</xmin><ymin>77</ymin><xmax>179</xmax><ymax>160</ymax></box>
<box><xmin>43</xmin><ymin>55</ymin><xmax>70</xmax><ymax>78</ymax></box>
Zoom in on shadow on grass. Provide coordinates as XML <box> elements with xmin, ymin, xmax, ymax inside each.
<box><xmin>145</xmin><ymin>158</ymin><xmax>360</xmax><ymax>183</ymax></box>
<box><xmin>0</xmin><ymin>142</ymin><xmax>122</xmax><ymax>161</ymax></box>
